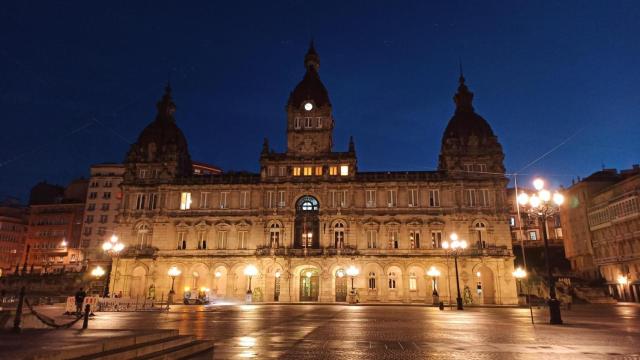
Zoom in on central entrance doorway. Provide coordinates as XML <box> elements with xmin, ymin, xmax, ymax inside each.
<box><xmin>294</xmin><ymin>196</ymin><xmax>320</xmax><ymax>249</ymax></box>
<box><xmin>299</xmin><ymin>269</ymin><xmax>319</xmax><ymax>301</ymax></box>
<box><xmin>335</xmin><ymin>269</ymin><xmax>347</xmax><ymax>302</ymax></box>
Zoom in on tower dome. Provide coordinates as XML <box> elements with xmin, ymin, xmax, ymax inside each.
<box><xmin>124</xmin><ymin>84</ymin><xmax>192</xmax><ymax>180</ymax></box>
<box><xmin>438</xmin><ymin>74</ymin><xmax>505</xmax><ymax>175</ymax></box>
<box><xmin>287</xmin><ymin>40</ymin><xmax>331</xmax><ymax>109</ymax></box>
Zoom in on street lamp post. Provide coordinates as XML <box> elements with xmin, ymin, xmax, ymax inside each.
<box><xmin>512</xmin><ymin>267</ymin><xmax>527</xmax><ymax>302</ymax></box>
<box><xmin>244</xmin><ymin>265</ymin><xmax>258</xmax><ymax>303</ymax></box>
<box><xmin>427</xmin><ymin>266</ymin><xmax>441</xmax><ymax>305</ymax></box>
<box><xmin>442</xmin><ymin>233</ymin><xmax>467</xmax><ymax>310</ymax></box>
<box><xmin>517</xmin><ymin>177</ymin><xmax>565</xmax><ymax>325</ymax></box>
<box><xmin>102</xmin><ymin>234</ymin><xmax>125</xmax><ymax>297</ymax></box>
<box><xmin>345</xmin><ymin>265</ymin><xmax>359</xmax><ymax>304</ymax></box>
<box><xmin>91</xmin><ymin>266</ymin><xmax>106</xmax><ymax>296</ymax></box>
<box><xmin>167</xmin><ymin>266</ymin><xmax>181</xmax><ymax>305</ymax></box>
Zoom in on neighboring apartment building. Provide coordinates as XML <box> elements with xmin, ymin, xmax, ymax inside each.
<box><xmin>25</xmin><ymin>179</ymin><xmax>88</xmax><ymax>272</ymax></box>
<box><xmin>109</xmin><ymin>44</ymin><xmax>519</xmax><ymax>304</ymax></box>
<box><xmin>561</xmin><ymin>166</ymin><xmax>640</xmax><ymax>302</ymax></box>
<box><xmin>0</xmin><ymin>198</ymin><xmax>28</xmax><ymax>274</ymax></box>
<box><xmin>81</xmin><ymin>164</ymin><xmax>125</xmax><ymax>264</ymax></box>
<box><xmin>507</xmin><ymin>187</ymin><xmax>564</xmax><ymax>248</ymax></box>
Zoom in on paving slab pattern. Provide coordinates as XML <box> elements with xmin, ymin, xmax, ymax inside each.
<box><xmin>30</xmin><ymin>304</ymin><xmax>640</xmax><ymax>359</ymax></box>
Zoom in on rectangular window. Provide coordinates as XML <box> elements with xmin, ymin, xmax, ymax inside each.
<box><xmin>85</xmin><ymin>215</ymin><xmax>94</xmax><ymax>223</ymax></box>
<box><xmin>178</xmin><ymin>232</ymin><xmax>187</xmax><ymax>249</ymax></box>
<box><xmin>429</xmin><ymin>190</ymin><xmax>440</xmax><ymax>207</ymax></box>
<box><xmin>136</xmin><ymin>194</ymin><xmax>145</xmax><ymax>210</ymax></box>
<box><xmin>409</xmin><ymin>189</ymin><xmax>419</xmax><ymax>207</ymax></box>
<box><xmin>180</xmin><ymin>192</ymin><xmax>192</xmax><ymax>210</ymax></box>
<box><xmin>340</xmin><ymin>165</ymin><xmax>349</xmax><ymax>176</ymax></box>
<box><xmin>409</xmin><ymin>276</ymin><xmax>417</xmax><ymax>291</ymax></box>
<box><xmin>431</xmin><ymin>231</ymin><xmax>443</xmax><ymax>248</ymax></box>
<box><xmin>528</xmin><ymin>231</ymin><xmax>538</xmax><ymax>241</ymax></box>
<box><xmin>200</xmin><ymin>192</ymin><xmax>209</xmax><ymax>209</ymax></box>
<box><xmin>103</xmin><ymin>192</ymin><xmax>111</xmax><ymax>199</ymax></box>
<box><xmin>293</xmin><ymin>167</ymin><xmax>301</xmax><ymax>176</ymax></box>
<box><xmin>278</xmin><ymin>191</ymin><xmax>286</xmax><ymax>208</ymax></box>
<box><xmin>479</xmin><ymin>189</ymin><xmax>489</xmax><ymax>207</ymax></box>
<box><xmin>329</xmin><ymin>166</ymin><xmax>338</xmax><ymax>176</ymax></box>
<box><xmin>465</xmin><ymin>189</ymin><xmax>477</xmax><ymax>207</ymax></box>
<box><xmin>315</xmin><ymin>166</ymin><xmax>323</xmax><ymax>176</ymax></box>
<box><xmin>241</xmin><ymin>191</ymin><xmax>249</xmax><ymax>209</ymax></box>
<box><xmin>410</xmin><ymin>230</ymin><xmax>421</xmax><ymax>248</ymax></box>
<box><xmin>555</xmin><ymin>228</ymin><xmax>563</xmax><ymax>239</ymax></box>
<box><xmin>367</xmin><ymin>230</ymin><xmax>377</xmax><ymax>248</ymax></box>
<box><xmin>389</xmin><ymin>231</ymin><xmax>399</xmax><ymax>248</ymax></box>
<box><xmin>197</xmin><ymin>232</ymin><xmax>207</xmax><ymax>249</ymax></box>
<box><xmin>509</xmin><ymin>216</ymin><xmax>516</xmax><ymax>227</ymax></box>
<box><xmin>101</xmin><ymin>203</ymin><xmax>110</xmax><ymax>211</ymax></box>
<box><xmin>268</xmin><ymin>166</ymin><xmax>275</xmax><ymax>177</ymax></box>
<box><xmin>366</xmin><ymin>190</ymin><xmax>376</xmax><ymax>207</ymax></box>
<box><xmin>220</xmin><ymin>192</ymin><xmax>228</xmax><ymax>209</ymax></box>
<box><xmin>463</xmin><ymin>164</ymin><xmax>473</xmax><ymax>172</ymax></box>
<box><xmin>279</xmin><ymin>166</ymin><xmax>287</xmax><ymax>177</ymax></box>
<box><xmin>238</xmin><ymin>231</ymin><xmax>247</xmax><ymax>249</ymax></box>
<box><xmin>267</xmin><ymin>191</ymin><xmax>274</xmax><ymax>208</ymax></box>
<box><xmin>87</xmin><ymin>203</ymin><xmax>95</xmax><ymax>211</ymax></box>
<box><xmin>316</xmin><ymin>117</ymin><xmax>322</xmax><ymax>128</ymax></box>
<box><xmin>305</xmin><ymin>117</ymin><xmax>312</xmax><ymax>128</ymax></box>
<box><xmin>139</xmin><ymin>169</ymin><xmax>147</xmax><ymax>178</ymax></box>
<box><xmin>218</xmin><ymin>232</ymin><xmax>227</xmax><ymax>249</ymax></box>
<box><xmin>303</xmin><ymin>167</ymin><xmax>313</xmax><ymax>176</ymax></box>
<box><xmin>89</xmin><ymin>192</ymin><xmax>97</xmax><ymax>199</ymax></box>
<box><xmin>99</xmin><ymin>215</ymin><xmax>108</xmax><ymax>223</ymax></box>
<box><xmin>330</xmin><ymin>190</ymin><xmax>337</xmax><ymax>208</ymax></box>
<box><xmin>387</xmin><ymin>190</ymin><xmax>397</xmax><ymax>207</ymax></box>
<box><xmin>295</xmin><ymin>117</ymin><xmax>301</xmax><ymax>129</ymax></box>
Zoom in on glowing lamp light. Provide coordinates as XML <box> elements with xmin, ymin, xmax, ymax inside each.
<box><xmin>553</xmin><ymin>192</ymin><xmax>565</xmax><ymax>206</ymax></box>
<box><xmin>168</xmin><ymin>266</ymin><xmax>182</xmax><ymax>277</ymax></box>
<box><xmin>517</xmin><ymin>192</ymin><xmax>530</xmax><ymax>206</ymax></box>
<box><xmin>346</xmin><ymin>265</ymin><xmax>359</xmax><ymax>277</ymax></box>
<box><xmin>539</xmin><ymin>189</ymin><xmax>551</xmax><ymax>202</ymax></box>
<box><xmin>275</xmin><ymin>271</ymin><xmax>281</xmax><ymax>278</ymax></box>
<box><xmin>442</xmin><ymin>241</ymin><xmax>450</xmax><ymax>249</ymax></box>
<box><xmin>184</xmin><ymin>286</ymin><xmax>191</xmax><ymax>292</ymax></box>
<box><xmin>91</xmin><ymin>266</ymin><xmax>105</xmax><ymax>278</ymax></box>
<box><xmin>476</xmin><ymin>271</ymin><xmax>481</xmax><ymax>277</ymax></box>
<box><xmin>304</xmin><ymin>102</ymin><xmax>313</xmax><ymax>111</ymax></box>
<box><xmin>244</xmin><ymin>265</ymin><xmax>258</xmax><ymax>277</ymax></box>
<box><xmin>113</xmin><ymin>243</ymin><xmax>125</xmax><ymax>252</ymax></box>
<box><xmin>306</xmin><ymin>271</ymin><xmax>312</xmax><ymax>278</ymax></box>
<box><xmin>449</xmin><ymin>233</ymin><xmax>458</xmax><ymax>241</ymax></box>
<box><xmin>533</xmin><ymin>178</ymin><xmax>545</xmax><ymax>191</ymax></box>
<box><xmin>110</xmin><ymin>234</ymin><xmax>118</xmax><ymax>243</ymax></box>
<box><xmin>617</xmin><ymin>275</ymin><xmax>629</xmax><ymax>285</ymax></box>
<box><xmin>215</xmin><ymin>271</ymin><xmax>222</xmax><ymax>278</ymax></box>
<box><xmin>529</xmin><ymin>195</ymin><xmax>541</xmax><ymax>208</ymax></box>
<box><xmin>426</xmin><ymin>266</ymin><xmax>440</xmax><ymax>277</ymax></box>
<box><xmin>102</xmin><ymin>242</ymin><xmax>112</xmax><ymax>251</ymax></box>
<box><xmin>512</xmin><ymin>267</ymin><xmax>527</xmax><ymax>279</ymax></box>
<box><xmin>336</xmin><ymin>269</ymin><xmax>345</xmax><ymax>278</ymax></box>
<box><xmin>60</xmin><ymin>239</ymin><xmax>68</xmax><ymax>247</ymax></box>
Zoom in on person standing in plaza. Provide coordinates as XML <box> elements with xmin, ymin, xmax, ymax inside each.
<box><xmin>74</xmin><ymin>287</ymin><xmax>86</xmax><ymax>314</ymax></box>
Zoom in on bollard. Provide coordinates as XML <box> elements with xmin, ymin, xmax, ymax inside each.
<box><xmin>12</xmin><ymin>286</ymin><xmax>26</xmax><ymax>333</ymax></box>
<box><xmin>438</xmin><ymin>301</ymin><xmax>444</xmax><ymax>311</ymax></box>
<box><xmin>82</xmin><ymin>304</ymin><xmax>90</xmax><ymax>329</ymax></box>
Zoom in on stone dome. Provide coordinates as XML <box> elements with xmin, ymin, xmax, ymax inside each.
<box><xmin>287</xmin><ymin>41</ymin><xmax>331</xmax><ymax>109</ymax></box>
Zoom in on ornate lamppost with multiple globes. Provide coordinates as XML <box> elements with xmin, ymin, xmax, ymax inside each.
<box><xmin>167</xmin><ymin>266</ymin><xmax>181</xmax><ymax>305</ymax></box>
<box><xmin>244</xmin><ymin>265</ymin><xmax>258</xmax><ymax>303</ymax></box>
<box><xmin>102</xmin><ymin>234</ymin><xmax>125</xmax><ymax>297</ymax></box>
<box><xmin>517</xmin><ymin>178</ymin><xmax>565</xmax><ymax>325</ymax></box>
<box><xmin>442</xmin><ymin>233</ymin><xmax>467</xmax><ymax>310</ymax></box>
<box><xmin>427</xmin><ymin>266</ymin><xmax>441</xmax><ymax>305</ymax></box>
<box><xmin>346</xmin><ymin>265</ymin><xmax>359</xmax><ymax>304</ymax></box>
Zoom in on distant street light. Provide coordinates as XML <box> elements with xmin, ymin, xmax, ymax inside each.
<box><xmin>442</xmin><ymin>233</ymin><xmax>467</xmax><ymax>310</ymax></box>
<box><xmin>518</xmin><ymin>177</ymin><xmax>565</xmax><ymax>325</ymax></box>
<box><xmin>102</xmin><ymin>234</ymin><xmax>125</xmax><ymax>297</ymax></box>
<box><xmin>167</xmin><ymin>266</ymin><xmax>181</xmax><ymax>305</ymax></box>
<box><xmin>244</xmin><ymin>265</ymin><xmax>258</xmax><ymax>294</ymax></box>
<box><xmin>512</xmin><ymin>267</ymin><xmax>527</xmax><ymax>295</ymax></box>
<box><xmin>91</xmin><ymin>266</ymin><xmax>105</xmax><ymax>279</ymax></box>
<box><xmin>617</xmin><ymin>274</ymin><xmax>630</xmax><ymax>301</ymax></box>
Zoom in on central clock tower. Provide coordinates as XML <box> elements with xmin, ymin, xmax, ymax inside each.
<box><xmin>285</xmin><ymin>41</ymin><xmax>335</xmax><ymax>155</ymax></box>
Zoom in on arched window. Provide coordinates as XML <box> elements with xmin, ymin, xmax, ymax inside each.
<box><xmin>474</xmin><ymin>221</ymin><xmax>487</xmax><ymax>249</ymax></box>
<box><xmin>409</xmin><ymin>272</ymin><xmax>417</xmax><ymax>291</ymax></box>
<box><xmin>295</xmin><ymin>196</ymin><xmax>320</xmax><ymax>248</ymax></box>
<box><xmin>368</xmin><ymin>272</ymin><xmax>376</xmax><ymax>290</ymax></box>
<box><xmin>136</xmin><ymin>224</ymin><xmax>151</xmax><ymax>248</ymax></box>
<box><xmin>270</xmin><ymin>223</ymin><xmax>280</xmax><ymax>248</ymax></box>
<box><xmin>177</xmin><ymin>232</ymin><xmax>187</xmax><ymax>250</ymax></box>
<box><xmin>334</xmin><ymin>222</ymin><xmax>345</xmax><ymax>248</ymax></box>
<box><xmin>388</xmin><ymin>272</ymin><xmax>397</xmax><ymax>289</ymax></box>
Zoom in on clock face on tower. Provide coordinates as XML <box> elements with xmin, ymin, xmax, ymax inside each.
<box><xmin>304</xmin><ymin>102</ymin><xmax>313</xmax><ymax>111</ymax></box>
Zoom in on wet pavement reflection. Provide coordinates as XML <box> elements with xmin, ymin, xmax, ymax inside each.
<box><xmin>41</xmin><ymin>303</ymin><xmax>640</xmax><ymax>359</ymax></box>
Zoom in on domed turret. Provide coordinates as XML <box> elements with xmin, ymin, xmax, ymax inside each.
<box><xmin>287</xmin><ymin>40</ymin><xmax>331</xmax><ymax>109</ymax></box>
<box><xmin>438</xmin><ymin>74</ymin><xmax>505</xmax><ymax>175</ymax></box>
<box><xmin>124</xmin><ymin>84</ymin><xmax>192</xmax><ymax>181</ymax></box>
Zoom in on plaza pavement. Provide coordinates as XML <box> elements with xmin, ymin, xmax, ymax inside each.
<box><xmin>25</xmin><ymin>303</ymin><xmax>640</xmax><ymax>359</ymax></box>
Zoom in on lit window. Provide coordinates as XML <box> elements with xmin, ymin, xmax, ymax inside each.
<box><xmin>180</xmin><ymin>192</ymin><xmax>192</xmax><ymax>210</ymax></box>
<box><xmin>293</xmin><ymin>167</ymin><xmax>301</xmax><ymax>176</ymax></box>
<box><xmin>340</xmin><ymin>165</ymin><xmax>349</xmax><ymax>176</ymax></box>
<box><xmin>329</xmin><ymin>166</ymin><xmax>338</xmax><ymax>176</ymax></box>
<box><xmin>509</xmin><ymin>217</ymin><xmax>516</xmax><ymax>227</ymax></box>
<box><xmin>409</xmin><ymin>272</ymin><xmax>417</xmax><ymax>291</ymax></box>
<box><xmin>528</xmin><ymin>231</ymin><xmax>537</xmax><ymax>241</ymax></box>
<box><xmin>303</xmin><ymin>167</ymin><xmax>313</xmax><ymax>176</ymax></box>
<box><xmin>315</xmin><ymin>166</ymin><xmax>323</xmax><ymax>176</ymax></box>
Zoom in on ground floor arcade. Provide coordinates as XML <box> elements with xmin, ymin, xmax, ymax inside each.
<box><xmin>109</xmin><ymin>255</ymin><xmax>519</xmax><ymax>305</ymax></box>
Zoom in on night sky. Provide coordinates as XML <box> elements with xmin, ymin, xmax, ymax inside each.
<box><xmin>1</xmin><ymin>1</ymin><xmax>639</xmax><ymax>202</ymax></box>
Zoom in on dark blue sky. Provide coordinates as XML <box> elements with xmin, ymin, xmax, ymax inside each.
<box><xmin>2</xmin><ymin>1</ymin><xmax>639</xmax><ymax>202</ymax></box>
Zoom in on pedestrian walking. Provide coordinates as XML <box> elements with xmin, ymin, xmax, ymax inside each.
<box><xmin>75</xmin><ymin>287</ymin><xmax>86</xmax><ymax>314</ymax></box>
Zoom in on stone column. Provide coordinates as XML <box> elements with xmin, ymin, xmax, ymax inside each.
<box><xmin>279</xmin><ymin>271</ymin><xmax>292</xmax><ymax>302</ymax></box>
<box><xmin>319</xmin><ymin>270</ymin><xmax>332</xmax><ymax>302</ymax></box>
<box><xmin>402</xmin><ymin>272</ymin><xmax>411</xmax><ymax>303</ymax></box>
<box><xmin>379</xmin><ymin>273</ymin><xmax>389</xmax><ymax>302</ymax></box>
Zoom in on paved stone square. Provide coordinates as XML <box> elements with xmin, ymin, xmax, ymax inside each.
<box><xmin>37</xmin><ymin>304</ymin><xmax>640</xmax><ymax>359</ymax></box>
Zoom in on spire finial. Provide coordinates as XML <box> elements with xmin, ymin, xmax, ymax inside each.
<box><xmin>459</xmin><ymin>59</ymin><xmax>465</xmax><ymax>84</ymax></box>
<box><xmin>156</xmin><ymin>83</ymin><xmax>176</xmax><ymax>121</ymax></box>
<box><xmin>304</xmin><ymin>39</ymin><xmax>320</xmax><ymax>71</ymax></box>
<box><xmin>348</xmin><ymin>136</ymin><xmax>356</xmax><ymax>153</ymax></box>
<box><xmin>453</xmin><ymin>64</ymin><xmax>474</xmax><ymax>112</ymax></box>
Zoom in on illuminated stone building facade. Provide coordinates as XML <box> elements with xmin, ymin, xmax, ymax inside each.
<box><xmin>111</xmin><ymin>44</ymin><xmax>518</xmax><ymax>304</ymax></box>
